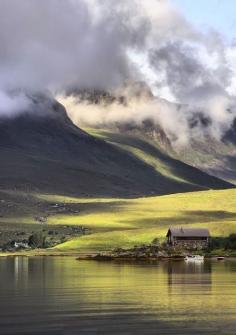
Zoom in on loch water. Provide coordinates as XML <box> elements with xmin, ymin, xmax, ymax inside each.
<box><xmin>0</xmin><ymin>257</ymin><xmax>236</xmax><ymax>334</ymax></box>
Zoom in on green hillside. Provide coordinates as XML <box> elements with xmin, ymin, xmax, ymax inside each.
<box><xmin>85</xmin><ymin>128</ymin><xmax>234</xmax><ymax>190</ymax></box>
<box><xmin>43</xmin><ymin>189</ymin><xmax>236</xmax><ymax>252</ymax></box>
<box><xmin>1</xmin><ymin>188</ymin><xmax>236</xmax><ymax>253</ymax></box>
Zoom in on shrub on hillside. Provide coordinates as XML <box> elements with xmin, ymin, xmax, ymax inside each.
<box><xmin>28</xmin><ymin>232</ymin><xmax>46</xmax><ymax>248</ymax></box>
<box><xmin>225</xmin><ymin>234</ymin><xmax>236</xmax><ymax>250</ymax></box>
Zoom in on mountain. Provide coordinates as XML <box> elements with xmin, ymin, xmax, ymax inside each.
<box><xmin>172</xmin><ymin>137</ymin><xmax>236</xmax><ymax>185</ymax></box>
<box><xmin>165</xmin><ymin>114</ymin><xmax>236</xmax><ymax>185</ymax></box>
<box><xmin>0</xmin><ymin>94</ymin><xmax>233</xmax><ymax>198</ymax></box>
<box><xmin>111</xmin><ymin>117</ymin><xmax>236</xmax><ymax>186</ymax></box>
<box><xmin>82</xmin><ymin>85</ymin><xmax>236</xmax><ymax>185</ymax></box>
<box><xmin>113</xmin><ymin>117</ymin><xmax>236</xmax><ymax>185</ymax></box>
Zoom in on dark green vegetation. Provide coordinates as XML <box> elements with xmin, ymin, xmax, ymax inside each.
<box><xmin>81</xmin><ymin>237</ymin><xmax>236</xmax><ymax>260</ymax></box>
<box><xmin>0</xmin><ymin>189</ymin><xmax>88</xmax><ymax>251</ymax></box>
<box><xmin>210</xmin><ymin>234</ymin><xmax>236</xmax><ymax>252</ymax></box>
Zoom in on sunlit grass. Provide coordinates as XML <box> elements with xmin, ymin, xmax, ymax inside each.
<box><xmin>52</xmin><ymin>189</ymin><xmax>236</xmax><ymax>252</ymax></box>
<box><xmin>2</xmin><ymin>188</ymin><xmax>236</xmax><ymax>252</ymax></box>
<box><xmin>85</xmin><ymin>128</ymin><xmax>192</xmax><ymax>184</ymax></box>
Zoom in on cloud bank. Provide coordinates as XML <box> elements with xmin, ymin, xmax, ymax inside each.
<box><xmin>1</xmin><ymin>0</ymin><xmax>236</xmax><ymax>145</ymax></box>
<box><xmin>0</xmin><ymin>0</ymin><xmax>148</xmax><ymax>93</ymax></box>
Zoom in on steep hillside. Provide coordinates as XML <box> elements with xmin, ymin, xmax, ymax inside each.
<box><xmin>0</xmin><ymin>95</ymin><xmax>232</xmax><ymax>199</ymax></box>
<box><xmin>132</xmin><ymin>122</ymin><xmax>236</xmax><ymax>185</ymax></box>
<box><xmin>85</xmin><ymin>128</ymin><xmax>233</xmax><ymax>192</ymax></box>
<box><xmin>63</xmin><ymin>87</ymin><xmax>236</xmax><ymax>185</ymax></box>
<box><xmin>0</xmin><ymin>96</ymin><xmax>179</xmax><ymax>197</ymax></box>
<box><xmin>173</xmin><ymin>137</ymin><xmax>236</xmax><ymax>185</ymax></box>
<box><xmin>171</xmin><ymin>118</ymin><xmax>236</xmax><ymax>184</ymax></box>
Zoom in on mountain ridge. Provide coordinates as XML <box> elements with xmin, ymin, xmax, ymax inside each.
<box><xmin>0</xmin><ymin>94</ymin><xmax>233</xmax><ymax>198</ymax></box>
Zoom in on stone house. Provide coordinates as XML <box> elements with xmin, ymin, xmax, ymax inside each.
<box><xmin>166</xmin><ymin>227</ymin><xmax>210</xmax><ymax>249</ymax></box>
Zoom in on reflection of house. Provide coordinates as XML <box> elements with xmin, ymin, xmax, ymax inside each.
<box><xmin>166</xmin><ymin>260</ymin><xmax>212</xmax><ymax>290</ymax></box>
<box><xmin>166</xmin><ymin>227</ymin><xmax>210</xmax><ymax>249</ymax></box>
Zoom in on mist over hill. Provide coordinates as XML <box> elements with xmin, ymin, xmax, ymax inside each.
<box><xmin>0</xmin><ymin>93</ymin><xmax>233</xmax><ymax>198</ymax></box>
<box><xmin>59</xmin><ymin>85</ymin><xmax>236</xmax><ymax>185</ymax></box>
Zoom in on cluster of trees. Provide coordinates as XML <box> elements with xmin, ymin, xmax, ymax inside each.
<box><xmin>1</xmin><ymin>231</ymin><xmax>67</xmax><ymax>252</ymax></box>
<box><xmin>209</xmin><ymin>234</ymin><xmax>236</xmax><ymax>250</ymax></box>
<box><xmin>28</xmin><ymin>232</ymin><xmax>47</xmax><ymax>248</ymax></box>
<box><xmin>152</xmin><ymin>235</ymin><xmax>236</xmax><ymax>253</ymax></box>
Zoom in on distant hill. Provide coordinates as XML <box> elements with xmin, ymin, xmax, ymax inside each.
<box><xmin>0</xmin><ymin>94</ymin><xmax>233</xmax><ymax>198</ymax></box>
<box><xmin>112</xmin><ymin>119</ymin><xmax>236</xmax><ymax>185</ymax></box>
<box><xmin>173</xmin><ymin>137</ymin><xmax>236</xmax><ymax>185</ymax></box>
<box><xmin>85</xmin><ymin>127</ymin><xmax>233</xmax><ymax>192</ymax></box>
<box><xmin>64</xmin><ymin>85</ymin><xmax>236</xmax><ymax>185</ymax></box>
<box><xmin>168</xmin><ymin>117</ymin><xmax>236</xmax><ymax>185</ymax></box>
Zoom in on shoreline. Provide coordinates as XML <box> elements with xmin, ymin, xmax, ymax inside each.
<box><xmin>0</xmin><ymin>250</ymin><xmax>82</xmax><ymax>257</ymax></box>
<box><xmin>1</xmin><ymin>250</ymin><xmax>236</xmax><ymax>260</ymax></box>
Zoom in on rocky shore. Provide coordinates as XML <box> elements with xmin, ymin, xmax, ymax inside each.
<box><xmin>76</xmin><ymin>244</ymin><xmax>186</xmax><ymax>261</ymax></box>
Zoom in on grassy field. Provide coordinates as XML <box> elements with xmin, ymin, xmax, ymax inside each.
<box><xmin>38</xmin><ymin>188</ymin><xmax>236</xmax><ymax>252</ymax></box>
<box><xmin>1</xmin><ymin>188</ymin><xmax>236</xmax><ymax>253</ymax></box>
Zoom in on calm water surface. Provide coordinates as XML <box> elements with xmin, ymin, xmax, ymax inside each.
<box><xmin>0</xmin><ymin>257</ymin><xmax>235</xmax><ymax>334</ymax></box>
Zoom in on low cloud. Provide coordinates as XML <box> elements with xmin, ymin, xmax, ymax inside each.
<box><xmin>1</xmin><ymin>0</ymin><xmax>236</xmax><ymax>145</ymax></box>
<box><xmin>0</xmin><ymin>91</ymin><xmax>30</xmax><ymax>118</ymax></box>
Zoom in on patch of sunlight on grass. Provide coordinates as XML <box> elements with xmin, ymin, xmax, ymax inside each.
<box><xmin>55</xmin><ymin>228</ymin><xmax>167</xmax><ymax>252</ymax></box>
<box><xmin>84</xmin><ymin>127</ymin><xmax>110</xmax><ymax>140</ymax></box>
<box><xmin>48</xmin><ymin>213</ymin><xmax>134</xmax><ymax>230</ymax></box>
<box><xmin>4</xmin><ymin>188</ymin><xmax>236</xmax><ymax>251</ymax></box>
<box><xmin>115</xmin><ymin>143</ymin><xmax>191</xmax><ymax>184</ymax></box>
<box><xmin>35</xmin><ymin>193</ymin><xmax>119</xmax><ymax>204</ymax></box>
<box><xmin>53</xmin><ymin>189</ymin><xmax>236</xmax><ymax>251</ymax></box>
<box><xmin>85</xmin><ymin>128</ymin><xmax>192</xmax><ymax>185</ymax></box>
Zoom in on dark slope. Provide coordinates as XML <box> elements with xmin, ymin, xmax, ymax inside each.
<box><xmin>0</xmin><ymin>96</ymin><xmax>233</xmax><ymax>197</ymax></box>
<box><xmin>86</xmin><ymin>129</ymin><xmax>233</xmax><ymax>193</ymax></box>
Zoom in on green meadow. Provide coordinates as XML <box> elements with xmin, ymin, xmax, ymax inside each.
<box><xmin>39</xmin><ymin>188</ymin><xmax>236</xmax><ymax>252</ymax></box>
<box><xmin>1</xmin><ymin>188</ymin><xmax>236</xmax><ymax>253</ymax></box>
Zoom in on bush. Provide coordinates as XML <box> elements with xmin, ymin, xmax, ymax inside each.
<box><xmin>209</xmin><ymin>237</ymin><xmax>226</xmax><ymax>250</ymax></box>
<box><xmin>28</xmin><ymin>232</ymin><xmax>46</xmax><ymax>248</ymax></box>
<box><xmin>209</xmin><ymin>235</ymin><xmax>236</xmax><ymax>251</ymax></box>
<box><xmin>152</xmin><ymin>238</ymin><xmax>160</xmax><ymax>246</ymax></box>
<box><xmin>225</xmin><ymin>234</ymin><xmax>236</xmax><ymax>250</ymax></box>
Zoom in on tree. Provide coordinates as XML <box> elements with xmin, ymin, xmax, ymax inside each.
<box><xmin>28</xmin><ymin>232</ymin><xmax>46</xmax><ymax>248</ymax></box>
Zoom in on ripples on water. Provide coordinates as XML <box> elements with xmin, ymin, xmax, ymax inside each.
<box><xmin>0</xmin><ymin>257</ymin><xmax>235</xmax><ymax>334</ymax></box>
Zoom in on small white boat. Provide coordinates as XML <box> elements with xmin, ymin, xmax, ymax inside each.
<box><xmin>184</xmin><ymin>255</ymin><xmax>204</xmax><ymax>262</ymax></box>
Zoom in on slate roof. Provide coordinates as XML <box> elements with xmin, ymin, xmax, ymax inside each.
<box><xmin>167</xmin><ymin>227</ymin><xmax>210</xmax><ymax>237</ymax></box>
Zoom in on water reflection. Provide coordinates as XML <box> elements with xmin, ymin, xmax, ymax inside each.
<box><xmin>0</xmin><ymin>257</ymin><xmax>235</xmax><ymax>335</ymax></box>
<box><xmin>166</xmin><ymin>260</ymin><xmax>212</xmax><ymax>288</ymax></box>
